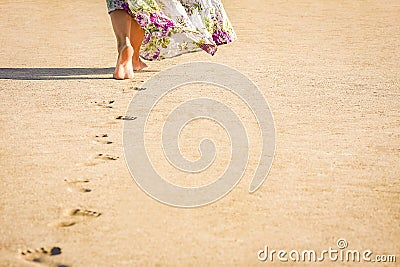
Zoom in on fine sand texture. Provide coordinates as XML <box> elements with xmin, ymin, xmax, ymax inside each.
<box><xmin>0</xmin><ymin>0</ymin><xmax>399</xmax><ymax>266</ymax></box>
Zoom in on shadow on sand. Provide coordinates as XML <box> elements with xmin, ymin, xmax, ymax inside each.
<box><xmin>0</xmin><ymin>67</ymin><xmax>158</xmax><ymax>80</ymax></box>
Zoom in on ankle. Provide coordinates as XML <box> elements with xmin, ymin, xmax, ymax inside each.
<box><xmin>117</xmin><ymin>37</ymin><xmax>132</xmax><ymax>53</ymax></box>
<box><xmin>132</xmin><ymin>56</ymin><xmax>140</xmax><ymax>63</ymax></box>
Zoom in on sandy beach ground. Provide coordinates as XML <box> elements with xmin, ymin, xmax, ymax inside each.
<box><xmin>0</xmin><ymin>0</ymin><xmax>399</xmax><ymax>266</ymax></box>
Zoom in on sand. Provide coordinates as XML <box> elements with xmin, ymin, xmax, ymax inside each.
<box><xmin>0</xmin><ymin>0</ymin><xmax>399</xmax><ymax>266</ymax></box>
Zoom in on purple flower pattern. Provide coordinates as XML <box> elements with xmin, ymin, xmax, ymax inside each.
<box><xmin>106</xmin><ymin>0</ymin><xmax>236</xmax><ymax>60</ymax></box>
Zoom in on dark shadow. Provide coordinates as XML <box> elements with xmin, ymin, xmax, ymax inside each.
<box><xmin>0</xmin><ymin>67</ymin><xmax>114</xmax><ymax>80</ymax></box>
<box><xmin>0</xmin><ymin>67</ymin><xmax>159</xmax><ymax>80</ymax></box>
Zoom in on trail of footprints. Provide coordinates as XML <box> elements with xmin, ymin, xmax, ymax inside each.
<box><xmin>20</xmin><ymin>99</ymin><xmax>128</xmax><ymax>266</ymax></box>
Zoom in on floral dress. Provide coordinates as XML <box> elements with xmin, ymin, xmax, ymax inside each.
<box><xmin>106</xmin><ymin>0</ymin><xmax>237</xmax><ymax>60</ymax></box>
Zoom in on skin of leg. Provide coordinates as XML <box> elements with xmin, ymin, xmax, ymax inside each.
<box><xmin>109</xmin><ymin>10</ymin><xmax>134</xmax><ymax>79</ymax></box>
<box><xmin>130</xmin><ymin>18</ymin><xmax>148</xmax><ymax>71</ymax></box>
<box><xmin>110</xmin><ymin>10</ymin><xmax>131</xmax><ymax>52</ymax></box>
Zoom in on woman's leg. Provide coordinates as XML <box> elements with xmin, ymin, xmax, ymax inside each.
<box><xmin>130</xmin><ymin>19</ymin><xmax>148</xmax><ymax>71</ymax></box>
<box><xmin>109</xmin><ymin>10</ymin><xmax>134</xmax><ymax>80</ymax></box>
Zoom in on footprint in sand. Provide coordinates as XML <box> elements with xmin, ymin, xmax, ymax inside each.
<box><xmin>122</xmin><ymin>85</ymin><xmax>146</xmax><ymax>93</ymax></box>
<box><xmin>94</xmin><ymin>153</ymin><xmax>119</xmax><ymax>161</ymax></box>
<box><xmin>93</xmin><ymin>134</ymin><xmax>113</xmax><ymax>145</ymax></box>
<box><xmin>106</xmin><ymin>115</ymin><xmax>136</xmax><ymax>125</ymax></box>
<box><xmin>64</xmin><ymin>208</ymin><xmax>101</xmax><ymax>217</ymax></box>
<box><xmin>115</xmin><ymin>115</ymin><xmax>137</xmax><ymax>121</ymax></box>
<box><xmin>91</xmin><ymin>100</ymin><xmax>115</xmax><ymax>109</ymax></box>
<box><xmin>77</xmin><ymin>153</ymin><xmax>119</xmax><ymax>166</ymax></box>
<box><xmin>49</xmin><ymin>208</ymin><xmax>102</xmax><ymax>228</ymax></box>
<box><xmin>64</xmin><ymin>179</ymin><xmax>91</xmax><ymax>193</ymax></box>
<box><xmin>19</xmin><ymin>246</ymin><xmax>69</xmax><ymax>267</ymax></box>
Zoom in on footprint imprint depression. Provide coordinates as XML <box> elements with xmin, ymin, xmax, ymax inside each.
<box><xmin>93</xmin><ymin>134</ymin><xmax>113</xmax><ymax>145</ymax></box>
<box><xmin>94</xmin><ymin>153</ymin><xmax>119</xmax><ymax>161</ymax></box>
<box><xmin>65</xmin><ymin>208</ymin><xmax>101</xmax><ymax>217</ymax></box>
<box><xmin>64</xmin><ymin>179</ymin><xmax>91</xmax><ymax>193</ymax></box>
<box><xmin>91</xmin><ymin>100</ymin><xmax>115</xmax><ymax>109</ymax></box>
<box><xmin>19</xmin><ymin>246</ymin><xmax>69</xmax><ymax>267</ymax></box>
<box><xmin>49</xmin><ymin>208</ymin><xmax>101</xmax><ymax>228</ymax></box>
<box><xmin>115</xmin><ymin>115</ymin><xmax>137</xmax><ymax>121</ymax></box>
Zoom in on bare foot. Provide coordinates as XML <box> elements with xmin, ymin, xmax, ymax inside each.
<box><xmin>132</xmin><ymin>58</ymin><xmax>148</xmax><ymax>71</ymax></box>
<box><xmin>113</xmin><ymin>44</ymin><xmax>134</xmax><ymax>80</ymax></box>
